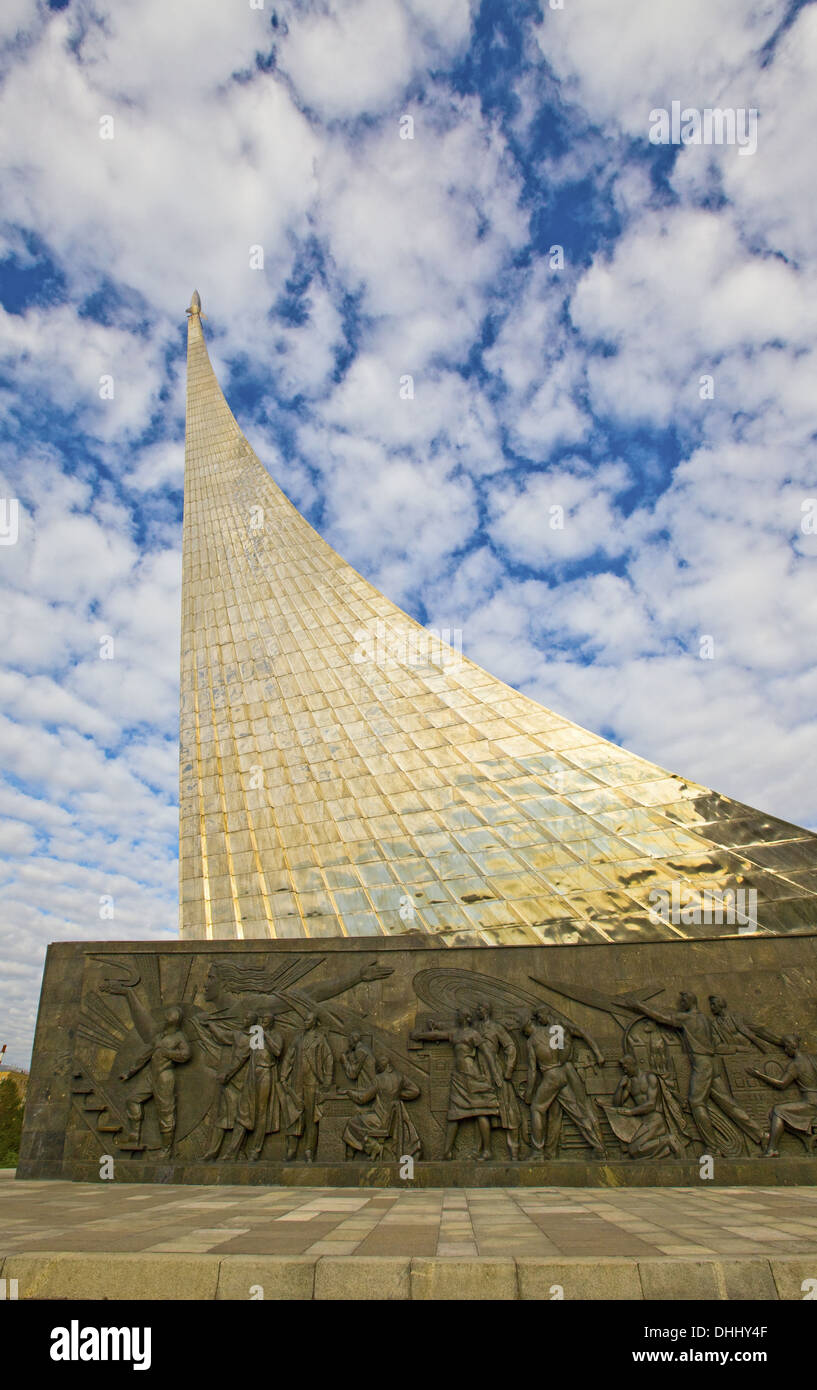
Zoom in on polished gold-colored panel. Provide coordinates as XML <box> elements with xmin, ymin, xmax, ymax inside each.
<box><xmin>180</xmin><ymin>299</ymin><xmax>817</xmax><ymax>944</ymax></box>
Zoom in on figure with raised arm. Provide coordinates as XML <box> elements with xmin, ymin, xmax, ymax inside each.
<box><xmin>411</xmin><ymin>1008</ymin><xmax>499</xmax><ymax>1160</ymax></box>
<box><xmin>618</xmin><ymin>990</ymin><xmax>764</xmax><ymax>1152</ymax></box>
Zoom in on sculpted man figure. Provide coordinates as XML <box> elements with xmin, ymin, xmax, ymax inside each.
<box><xmin>119</xmin><ymin>1006</ymin><xmax>191</xmax><ymax>1158</ymax></box>
<box><xmin>523</xmin><ymin>1007</ymin><xmax>606</xmax><ymax>1160</ymax></box>
<box><xmin>280</xmin><ymin>1011</ymin><xmax>334</xmax><ymax>1163</ymax></box>
<box><xmin>608</xmin><ymin>1054</ymin><xmax>687</xmax><ymax>1159</ymax></box>
<box><xmin>341</xmin><ymin>1031</ymin><xmax>376</xmax><ymax>1092</ymax></box>
<box><xmin>620</xmin><ymin>989</ymin><xmax>764</xmax><ymax>1153</ymax></box>
<box><xmin>708</xmin><ymin>995</ymin><xmax>780</xmax><ymax>1053</ymax></box>
<box><xmin>474</xmin><ymin>1000</ymin><xmax>522</xmax><ymax>1160</ymax></box>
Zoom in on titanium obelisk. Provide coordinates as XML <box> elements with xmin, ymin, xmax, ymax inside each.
<box><xmin>16</xmin><ymin>291</ymin><xmax>817</xmax><ymax>1189</ymax></box>
<box><xmin>180</xmin><ymin>292</ymin><xmax>817</xmax><ymax>945</ymax></box>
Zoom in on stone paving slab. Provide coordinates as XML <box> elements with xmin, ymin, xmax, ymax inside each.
<box><xmin>4</xmin><ymin>1172</ymin><xmax>817</xmax><ymax>1298</ymax></box>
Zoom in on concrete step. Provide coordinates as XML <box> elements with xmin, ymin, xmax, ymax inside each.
<box><xmin>0</xmin><ymin>1249</ymin><xmax>808</xmax><ymax>1300</ymax></box>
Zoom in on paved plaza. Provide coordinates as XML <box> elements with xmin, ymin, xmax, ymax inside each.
<box><xmin>3</xmin><ymin>1171</ymin><xmax>817</xmax><ymax>1298</ymax></box>
<box><xmin>5</xmin><ymin>1171</ymin><xmax>817</xmax><ymax>1259</ymax></box>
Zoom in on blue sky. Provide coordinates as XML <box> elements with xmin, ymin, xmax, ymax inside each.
<box><xmin>0</xmin><ymin>0</ymin><xmax>816</xmax><ymax>1065</ymax></box>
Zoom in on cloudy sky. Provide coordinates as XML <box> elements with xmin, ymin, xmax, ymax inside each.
<box><xmin>1</xmin><ymin>0</ymin><xmax>815</xmax><ymax>1066</ymax></box>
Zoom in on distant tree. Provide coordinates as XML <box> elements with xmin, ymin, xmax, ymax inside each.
<box><xmin>0</xmin><ymin>1076</ymin><xmax>24</xmax><ymax>1167</ymax></box>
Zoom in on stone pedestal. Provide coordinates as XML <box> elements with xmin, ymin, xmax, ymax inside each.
<box><xmin>18</xmin><ymin>932</ymin><xmax>817</xmax><ymax>1185</ymax></box>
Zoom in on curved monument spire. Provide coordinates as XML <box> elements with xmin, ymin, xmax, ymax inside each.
<box><xmin>181</xmin><ymin>295</ymin><xmax>817</xmax><ymax>944</ymax></box>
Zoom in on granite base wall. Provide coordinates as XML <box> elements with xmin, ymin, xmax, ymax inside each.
<box><xmin>18</xmin><ymin>932</ymin><xmax>817</xmax><ymax>1186</ymax></box>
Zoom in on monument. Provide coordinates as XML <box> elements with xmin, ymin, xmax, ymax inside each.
<box><xmin>18</xmin><ymin>293</ymin><xmax>817</xmax><ymax>1186</ymax></box>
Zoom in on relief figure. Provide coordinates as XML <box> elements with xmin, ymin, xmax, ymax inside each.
<box><xmin>118</xmin><ymin>1005</ymin><xmax>191</xmax><ymax>1159</ymax></box>
<box><xmin>474</xmin><ymin>1000</ymin><xmax>522</xmax><ymax>1160</ymax></box>
<box><xmin>523</xmin><ymin>1007</ymin><xmax>606</xmax><ymax>1160</ymax></box>
<box><xmin>605</xmin><ymin>1054</ymin><xmax>688</xmax><ymax>1159</ymax></box>
<box><xmin>219</xmin><ymin>1011</ymin><xmax>286</xmax><ymax>1161</ymax></box>
<box><xmin>411</xmin><ymin>1008</ymin><xmax>499</xmax><ymax>1160</ymax></box>
<box><xmin>747</xmin><ymin>1034</ymin><xmax>817</xmax><ymax>1156</ymax></box>
<box><xmin>708</xmin><ymin>995</ymin><xmax>781</xmax><ymax>1053</ymax></box>
<box><xmin>280</xmin><ymin>1011</ymin><xmax>334</xmax><ymax>1163</ymax></box>
<box><xmin>339</xmin><ymin>1049</ymin><xmax>422</xmax><ymax>1161</ymax></box>
<box><xmin>341</xmin><ymin>1032</ymin><xmax>376</xmax><ymax>1092</ymax></box>
<box><xmin>203</xmin><ymin>1008</ymin><xmax>256</xmax><ymax>1161</ymax></box>
<box><xmin>618</xmin><ymin>990</ymin><xmax>764</xmax><ymax>1153</ymax></box>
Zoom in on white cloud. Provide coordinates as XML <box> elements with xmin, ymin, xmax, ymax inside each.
<box><xmin>537</xmin><ymin>0</ymin><xmax>786</xmax><ymax>137</ymax></box>
<box><xmin>488</xmin><ymin>460</ymin><xmax>631</xmax><ymax>566</ymax></box>
<box><xmin>672</xmin><ymin>5</ymin><xmax>817</xmax><ymax>266</ymax></box>
<box><xmin>277</xmin><ymin>0</ymin><xmax>474</xmax><ymax>118</ymax></box>
<box><xmin>0</xmin><ymin>819</ymin><xmax>37</xmax><ymax>857</ymax></box>
<box><xmin>571</xmin><ymin>207</ymin><xmax>813</xmax><ymax>426</ymax></box>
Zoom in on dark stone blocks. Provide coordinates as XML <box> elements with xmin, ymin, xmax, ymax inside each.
<box><xmin>18</xmin><ymin>932</ymin><xmax>817</xmax><ymax>1187</ymax></box>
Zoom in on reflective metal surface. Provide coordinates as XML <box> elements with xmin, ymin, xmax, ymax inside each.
<box><xmin>180</xmin><ymin>301</ymin><xmax>817</xmax><ymax>945</ymax></box>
